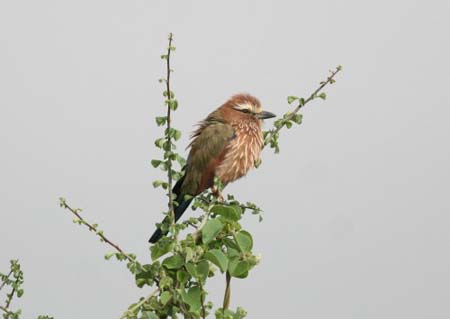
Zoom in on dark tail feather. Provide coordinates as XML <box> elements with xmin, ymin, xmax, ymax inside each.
<box><xmin>148</xmin><ymin>176</ymin><xmax>193</xmax><ymax>243</ymax></box>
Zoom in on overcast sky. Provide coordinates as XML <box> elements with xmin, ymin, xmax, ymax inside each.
<box><xmin>1</xmin><ymin>1</ymin><xmax>449</xmax><ymax>318</ymax></box>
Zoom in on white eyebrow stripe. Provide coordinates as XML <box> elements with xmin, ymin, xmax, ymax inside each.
<box><xmin>234</xmin><ymin>102</ymin><xmax>253</xmax><ymax>110</ymax></box>
<box><xmin>234</xmin><ymin>102</ymin><xmax>262</xmax><ymax>113</ymax></box>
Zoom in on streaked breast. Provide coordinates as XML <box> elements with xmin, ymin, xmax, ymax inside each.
<box><xmin>215</xmin><ymin>120</ymin><xmax>263</xmax><ymax>184</ymax></box>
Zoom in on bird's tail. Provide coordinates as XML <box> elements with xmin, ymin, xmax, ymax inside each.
<box><xmin>148</xmin><ymin>176</ymin><xmax>193</xmax><ymax>243</ymax></box>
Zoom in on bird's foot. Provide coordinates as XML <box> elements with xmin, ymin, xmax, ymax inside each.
<box><xmin>211</xmin><ymin>186</ymin><xmax>224</xmax><ymax>203</ymax></box>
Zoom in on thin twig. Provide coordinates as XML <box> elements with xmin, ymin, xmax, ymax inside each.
<box><xmin>222</xmin><ymin>272</ymin><xmax>231</xmax><ymax>312</ymax></box>
<box><xmin>196</xmin><ymin>194</ymin><xmax>261</xmax><ymax>216</ymax></box>
<box><xmin>4</xmin><ymin>270</ymin><xmax>20</xmax><ymax>311</ymax></box>
<box><xmin>4</xmin><ymin>287</ymin><xmax>15</xmax><ymax>309</ymax></box>
<box><xmin>179</xmin><ymin>298</ymin><xmax>191</xmax><ymax>319</ymax></box>
<box><xmin>0</xmin><ymin>305</ymin><xmax>12</xmax><ymax>315</ymax></box>
<box><xmin>118</xmin><ymin>288</ymin><xmax>160</xmax><ymax>319</ymax></box>
<box><xmin>185</xmin><ymin>221</ymin><xmax>199</xmax><ymax>229</ymax></box>
<box><xmin>165</xmin><ymin>33</ymin><xmax>175</xmax><ymax>224</ymax></box>
<box><xmin>264</xmin><ymin>65</ymin><xmax>342</xmax><ymax>146</ymax></box>
<box><xmin>59</xmin><ymin>198</ymin><xmax>135</xmax><ymax>263</ymax></box>
<box><xmin>0</xmin><ymin>270</ymin><xmax>12</xmax><ymax>291</ymax></box>
<box><xmin>291</xmin><ymin>66</ymin><xmax>342</xmax><ymax>117</ymax></box>
<box><xmin>199</xmin><ymin>282</ymin><xmax>206</xmax><ymax>319</ymax></box>
<box><xmin>170</xmin><ymin>286</ymin><xmax>191</xmax><ymax>319</ymax></box>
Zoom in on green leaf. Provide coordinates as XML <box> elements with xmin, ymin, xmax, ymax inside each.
<box><xmin>152</xmin><ymin>180</ymin><xmax>168</xmax><ymax>189</ymax></box>
<box><xmin>180</xmin><ymin>286</ymin><xmax>202</xmax><ymax>312</ymax></box>
<box><xmin>223</xmin><ymin>237</ymin><xmax>239</xmax><ymax>252</ymax></box>
<box><xmin>154</xmin><ymin>138</ymin><xmax>165</xmax><ymax>148</ymax></box>
<box><xmin>163</xmin><ymin>91</ymin><xmax>175</xmax><ymax>98</ymax></box>
<box><xmin>150</xmin><ymin>238</ymin><xmax>172</xmax><ymax>261</ymax></box>
<box><xmin>291</xmin><ymin>113</ymin><xmax>302</xmax><ymax>124</ymax></box>
<box><xmin>318</xmin><ymin>92</ymin><xmax>327</xmax><ymax>100</ymax></box>
<box><xmin>274</xmin><ymin>119</ymin><xmax>283</xmax><ymax>129</ymax></box>
<box><xmin>135</xmin><ymin>268</ymin><xmax>154</xmax><ymax>288</ymax></box>
<box><xmin>168</xmin><ymin>99</ymin><xmax>178</xmax><ymax>111</ymax></box>
<box><xmin>161</xmin><ymin>141</ymin><xmax>169</xmax><ymax>151</ymax></box>
<box><xmin>104</xmin><ymin>252</ymin><xmax>114</xmax><ymax>260</ymax></box>
<box><xmin>160</xmin><ymin>291</ymin><xmax>172</xmax><ymax>306</ymax></box>
<box><xmin>152</xmin><ymin>180</ymin><xmax>161</xmax><ymax>188</ymax></box>
<box><xmin>202</xmin><ymin>219</ymin><xmax>223</xmax><ymax>244</ymax></box>
<box><xmin>184</xmin><ymin>247</ymin><xmax>194</xmax><ymax>262</ymax></box>
<box><xmin>141</xmin><ymin>311</ymin><xmax>158</xmax><ymax>319</ymax></box>
<box><xmin>162</xmin><ymin>255</ymin><xmax>184</xmax><ymax>269</ymax></box>
<box><xmin>155</xmin><ymin>116</ymin><xmax>167</xmax><ymax>126</ymax></box>
<box><xmin>235</xmin><ymin>307</ymin><xmax>248</xmax><ymax>319</ymax></box>
<box><xmin>185</xmin><ymin>262</ymin><xmax>197</xmax><ymax>278</ymax></box>
<box><xmin>174</xmin><ymin>129</ymin><xmax>181</xmax><ymax>141</ymax></box>
<box><xmin>228</xmin><ymin>260</ymin><xmax>250</xmax><ymax>278</ymax></box>
<box><xmin>211</xmin><ymin>205</ymin><xmax>241</xmax><ymax>221</ymax></box>
<box><xmin>159</xmin><ymin>276</ymin><xmax>174</xmax><ymax>290</ymax></box>
<box><xmin>205</xmin><ymin>249</ymin><xmax>228</xmax><ymax>273</ymax></box>
<box><xmin>215</xmin><ymin>309</ymin><xmax>236</xmax><ymax>319</ymax></box>
<box><xmin>166</xmin><ymin>127</ymin><xmax>181</xmax><ymax>141</ymax></box>
<box><xmin>177</xmin><ymin>269</ymin><xmax>190</xmax><ymax>284</ymax></box>
<box><xmin>196</xmin><ymin>260</ymin><xmax>210</xmax><ymax>282</ymax></box>
<box><xmin>216</xmin><ymin>307</ymin><xmax>247</xmax><ymax>319</ymax></box>
<box><xmin>185</xmin><ymin>261</ymin><xmax>209</xmax><ymax>282</ymax></box>
<box><xmin>151</xmin><ymin>159</ymin><xmax>162</xmax><ymax>168</ymax></box>
<box><xmin>227</xmin><ymin>247</ymin><xmax>240</xmax><ymax>259</ymax></box>
<box><xmin>287</xmin><ymin>96</ymin><xmax>298</xmax><ymax>104</ymax></box>
<box><xmin>235</xmin><ymin>230</ymin><xmax>253</xmax><ymax>252</ymax></box>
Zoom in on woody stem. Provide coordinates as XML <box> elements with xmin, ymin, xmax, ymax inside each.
<box><xmin>165</xmin><ymin>33</ymin><xmax>175</xmax><ymax>225</ymax></box>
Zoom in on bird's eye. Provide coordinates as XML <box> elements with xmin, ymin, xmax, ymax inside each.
<box><xmin>240</xmin><ymin>109</ymin><xmax>251</xmax><ymax>114</ymax></box>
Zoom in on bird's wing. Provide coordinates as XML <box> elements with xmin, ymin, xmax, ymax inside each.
<box><xmin>181</xmin><ymin>122</ymin><xmax>235</xmax><ymax>195</ymax></box>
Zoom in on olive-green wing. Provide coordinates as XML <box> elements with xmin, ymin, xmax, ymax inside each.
<box><xmin>181</xmin><ymin>122</ymin><xmax>235</xmax><ymax>195</ymax></box>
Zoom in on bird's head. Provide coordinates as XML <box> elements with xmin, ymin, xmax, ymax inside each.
<box><xmin>224</xmin><ymin>93</ymin><xmax>276</xmax><ymax>122</ymax></box>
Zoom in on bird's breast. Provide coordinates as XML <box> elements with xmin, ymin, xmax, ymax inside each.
<box><xmin>215</xmin><ymin>121</ymin><xmax>263</xmax><ymax>184</ymax></box>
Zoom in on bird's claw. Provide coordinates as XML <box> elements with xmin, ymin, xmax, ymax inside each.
<box><xmin>211</xmin><ymin>186</ymin><xmax>224</xmax><ymax>203</ymax></box>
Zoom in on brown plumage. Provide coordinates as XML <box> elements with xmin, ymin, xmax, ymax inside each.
<box><xmin>149</xmin><ymin>93</ymin><xmax>275</xmax><ymax>243</ymax></box>
<box><xmin>214</xmin><ymin>97</ymin><xmax>265</xmax><ymax>185</ymax></box>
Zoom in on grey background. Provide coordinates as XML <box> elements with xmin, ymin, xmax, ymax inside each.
<box><xmin>1</xmin><ymin>0</ymin><xmax>449</xmax><ymax>318</ymax></box>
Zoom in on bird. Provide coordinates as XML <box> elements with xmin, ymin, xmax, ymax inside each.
<box><xmin>149</xmin><ymin>93</ymin><xmax>276</xmax><ymax>243</ymax></box>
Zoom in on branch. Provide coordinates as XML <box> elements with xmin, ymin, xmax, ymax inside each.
<box><xmin>0</xmin><ymin>305</ymin><xmax>12</xmax><ymax>315</ymax></box>
<box><xmin>4</xmin><ymin>287</ymin><xmax>15</xmax><ymax>309</ymax></box>
<box><xmin>165</xmin><ymin>33</ymin><xmax>175</xmax><ymax>223</ymax></box>
<box><xmin>59</xmin><ymin>198</ymin><xmax>136</xmax><ymax>263</ymax></box>
<box><xmin>291</xmin><ymin>66</ymin><xmax>342</xmax><ymax>120</ymax></box>
<box><xmin>1</xmin><ymin>260</ymin><xmax>23</xmax><ymax>317</ymax></box>
<box><xmin>264</xmin><ymin>65</ymin><xmax>342</xmax><ymax>148</ymax></box>
<box><xmin>199</xmin><ymin>282</ymin><xmax>206</xmax><ymax>319</ymax></box>
<box><xmin>118</xmin><ymin>288</ymin><xmax>160</xmax><ymax>319</ymax></box>
<box><xmin>0</xmin><ymin>270</ymin><xmax>12</xmax><ymax>292</ymax></box>
<box><xmin>222</xmin><ymin>272</ymin><xmax>231</xmax><ymax>312</ymax></box>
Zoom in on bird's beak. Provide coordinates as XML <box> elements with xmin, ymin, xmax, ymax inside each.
<box><xmin>256</xmin><ymin>110</ymin><xmax>276</xmax><ymax>120</ymax></box>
